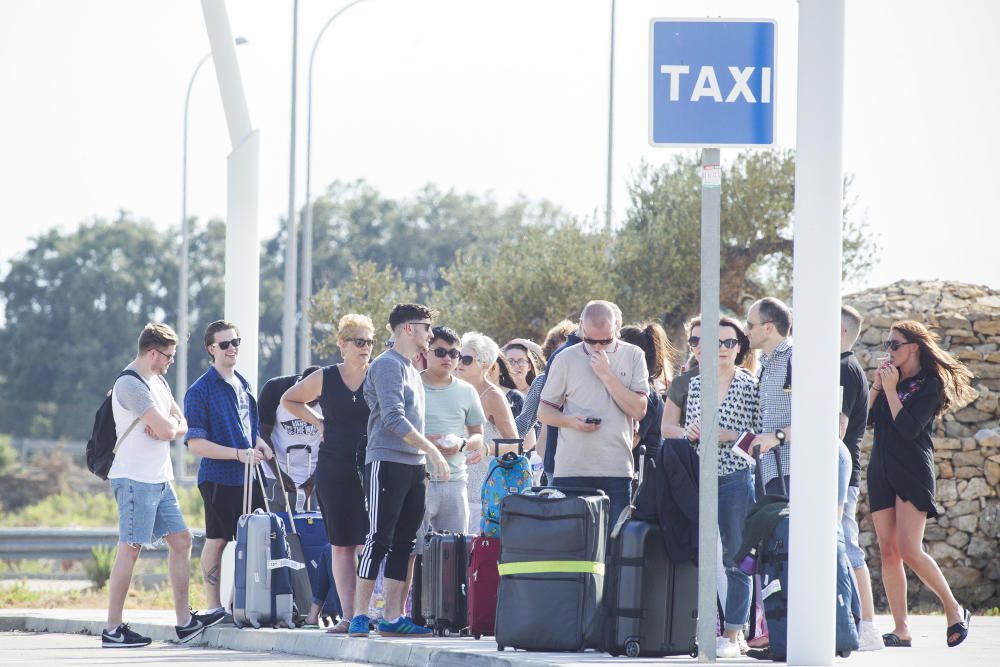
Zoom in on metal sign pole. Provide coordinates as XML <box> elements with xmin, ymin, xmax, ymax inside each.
<box><xmin>696</xmin><ymin>147</ymin><xmax>721</xmax><ymax>662</ymax></box>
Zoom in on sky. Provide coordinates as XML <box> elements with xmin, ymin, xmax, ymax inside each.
<box><xmin>1</xmin><ymin>0</ymin><xmax>998</xmax><ymax>295</ymax></box>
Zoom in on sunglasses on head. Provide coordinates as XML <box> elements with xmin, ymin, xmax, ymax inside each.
<box><xmin>459</xmin><ymin>355</ymin><xmax>477</xmax><ymax>366</ymax></box>
<box><xmin>349</xmin><ymin>337</ymin><xmax>375</xmax><ymax>348</ymax></box>
<box><xmin>883</xmin><ymin>339</ymin><xmax>912</xmax><ymax>352</ymax></box>
<box><xmin>583</xmin><ymin>337</ymin><xmax>614</xmax><ymax>346</ymax></box>
<box><xmin>214</xmin><ymin>337</ymin><xmax>242</xmax><ymax>350</ymax></box>
<box><xmin>432</xmin><ymin>347</ymin><xmax>461</xmax><ymax>359</ymax></box>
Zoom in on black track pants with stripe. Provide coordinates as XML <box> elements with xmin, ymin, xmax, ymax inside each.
<box><xmin>357</xmin><ymin>460</ymin><xmax>427</xmax><ymax>581</ymax></box>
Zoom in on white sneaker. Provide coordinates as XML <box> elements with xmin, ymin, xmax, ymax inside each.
<box><xmin>858</xmin><ymin>621</ymin><xmax>885</xmax><ymax>651</ymax></box>
<box><xmin>716</xmin><ymin>636</ymin><xmax>741</xmax><ymax>658</ymax></box>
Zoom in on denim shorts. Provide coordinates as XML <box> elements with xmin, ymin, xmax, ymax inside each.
<box><xmin>841</xmin><ymin>485</ymin><xmax>866</xmax><ymax>569</ymax></box>
<box><xmin>109</xmin><ymin>478</ymin><xmax>188</xmax><ymax>547</ymax></box>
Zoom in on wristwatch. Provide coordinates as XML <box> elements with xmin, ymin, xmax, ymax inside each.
<box><xmin>775</xmin><ymin>429</ymin><xmax>786</xmax><ymax>444</ymax></box>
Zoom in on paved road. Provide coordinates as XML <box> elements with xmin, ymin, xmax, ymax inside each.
<box><xmin>0</xmin><ymin>631</ymin><xmax>381</xmax><ymax>666</ymax></box>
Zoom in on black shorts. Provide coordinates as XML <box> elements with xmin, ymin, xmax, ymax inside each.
<box><xmin>199</xmin><ymin>480</ymin><xmax>265</xmax><ymax>541</ymax></box>
<box><xmin>315</xmin><ymin>455</ymin><xmax>369</xmax><ymax>547</ymax></box>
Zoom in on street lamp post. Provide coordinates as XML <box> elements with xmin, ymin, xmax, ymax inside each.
<box><xmin>282</xmin><ymin>0</ymin><xmax>300</xmax><ymax>376</ymax></box>
<box><xmin>299</xmin><ymin>0</ymin><xmax>370</xmax><ymax>369</ymax></box>
<box><xmin>177</xmin><ymin>36</ymin><xmax>248</xmax><ymax>481</ymax></box>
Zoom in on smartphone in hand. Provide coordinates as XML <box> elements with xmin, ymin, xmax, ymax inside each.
<box><xmin>584</xmin><ymin>417</ymin><xmax>603</xmax><ymax>424</ymax></box>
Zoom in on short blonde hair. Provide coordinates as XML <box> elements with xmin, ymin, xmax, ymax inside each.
<box><xmin>337</xmin><ymin>313</ymin><xmax>375</xmax><ymax>340</ymax></box>
<box><xmin>461</xmin><ymin>331</ymin><xmax>500</xmax><ymax>366</ymax></box>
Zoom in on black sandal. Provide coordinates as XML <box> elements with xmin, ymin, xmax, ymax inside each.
<box><xmin>947</xmin><ymin>608</ymin><xmax>971</xmax><ymax>648</ymax></box>
<box><xmin>882</xmin><ymin>632</ymin><xmax>912</xmax><ymax>647</ymax></box>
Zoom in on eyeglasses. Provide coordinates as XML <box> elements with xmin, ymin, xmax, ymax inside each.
<box><xmin>407</xmin><ymin>321</ymin><xmax>432</xmax><ymax>331</ymax></box>
<box><xmin>432</xmin><ymin>347</ymin><xmax>461</xmax><ymax>359</ymax></box>
<box><xmin>459</xmin><ymin>354</ymin><xmax>477</xmax><ymax>366</ymax></box>
<box><xmin>746</xmin><ymin>320</ymin><xmax>773</xmax><ymax>331</ymax></box>
<box><xmin>506</xmin><ymin>357</ymin><xmax>530</xmax><ymax>367</ymax></box>
<box><xmin>883</xmin><ymin>339</ymin><xmax>913</xmax><ymax>352</ymax></box>
<box><xmin>583</xmin><ymin>337</ymin><xmax>615</xmax><ymax>346</ymax></box>
<box><xmin>213</xmin><ymin>337</ymin><xmax>242</xmax><ymax>350</ymax></box>
<box><xmin>350</xmin><ymin>338</ymin><xmax>375</xmax><ymax>348</ymax></box>
<box><xmin>687</xmin><ymin>336</ymin><xmax>701</xmax><ymax>348</ymax></box>
<box><xmin>719</xmin><ymin>338</ymin><xmax>740</xmax><ymax>350</ymax></box>
<box><xmin>153</xmin><ymin>348</ymin><xmax>175</xmax><ymax>362</ymax></box>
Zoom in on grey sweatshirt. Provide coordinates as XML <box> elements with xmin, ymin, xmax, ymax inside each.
<box><xmin>363</xmin><ymin>348</ymin><xmax>426</xmax><ymax>466</ymax></box>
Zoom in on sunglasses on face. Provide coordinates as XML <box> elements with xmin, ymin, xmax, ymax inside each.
<box><xmin>883</xmin><ymin>339</ymin><xmax>912</xmax><ymax>352</ymax></box>
<box><xmin>214</xmin><ymin>337</ymin><xmax>242</xmax><ymax>350</ymax></box>
<box><xmin>719</xmin><ymin>338</ymin><xmax>740</xmax><ymax>350</ymax></box>
<box><xmin>746</xmin><ymin>319</ymin><xmax>773</xmax><ymax>331</ymax></box>
<box><xmin>459</xmin><ymin>355</ymin><xmax>477</xmax><ymax>366</ymax></box>
<box><xmin>583</xmin><ymin>337</ymin><xmax>615</xmax><ymax>346</ymax></box>
<box><xmin>688</xmin><ymin>336</ymin><xmax>701</xmax><ymax>348</ymax></box>
<box><xmin>349</xmin><ymin>338</ymin><xmax>376</xmax><ymax>348</ymax></box>
<box><xmin>432</xmin><ymin>347</ymin><xmax>461</xmax><ymax>359</ymax></box>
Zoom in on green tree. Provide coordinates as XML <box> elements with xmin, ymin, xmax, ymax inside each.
<box><xmin>613</xmin><ymin>150</ymin><xmax>877</xmax><ymax>331</ymax></box>
<box><xmin>0</xmin><ymin>214</ymin><xmax>175</xmax><ymax>438</ymax></box>
<box><xmin>432</xmin><ymin>222</ymin><xmax>614</xmax><ymax>343</ymax></box>
<box><xmin>309</xmin><ymin>260</ymin><xmax>416</xmax><ymax>361</ymax></box>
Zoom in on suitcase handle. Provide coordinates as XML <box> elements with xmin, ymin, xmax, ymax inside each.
<box><xmin>528</xmin><ymin>485</ymin><xmax>608</xmax><ymax>498</ymax></box>
<box><xmin>492</xmin><ymin>437</ymin><xmax>524</xmax><ymax>460</ymax></box>
<box><xmin>242</xmin><ymin>457</ymin><xmax>272</xmax><ymax>517</ymax></box>
<box><xmin>753</xmin><ymin>443</ymin><xmax>787</xmax><ymax>498</ymax></box>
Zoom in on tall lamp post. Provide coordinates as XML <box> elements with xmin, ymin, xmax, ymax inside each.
<box><xmin>299</xmin><ymin>0</ymin><xmax>370</xmax><ymax>369</ymax></box>
<box><xmin>177</xmin><ymin>36</ymin><xmax>248</xmax><ymax>481</ymax></box>
<box><xmin>604</xmin><ymin>0</ymin><xmax>616</xmax><ymax>239</ymax></box>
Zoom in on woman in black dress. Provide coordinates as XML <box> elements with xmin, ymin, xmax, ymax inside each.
<box><xmin>868</xmin><ymin>320</ymin><xmax>974</xmax><ymax>648</ymax></box>
<box><xmin>282</xmin><ymin>313</ymin><xmax>373</xmax><ymax>633</ymax></box>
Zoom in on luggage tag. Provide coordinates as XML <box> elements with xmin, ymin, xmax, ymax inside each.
<box><xmin>268</xmin><ymin>557</ymin><xmax>305</xmax><ymax>571</ymax></box>
<box><xmin>761</xmin><ymin>575</ymin><xmax>781</xmax><ymax>600</ymax></box>
<box><xmin>295</xmin><ymin>489</ymin><xmax>306</xmax><ymax>513</ymax></box>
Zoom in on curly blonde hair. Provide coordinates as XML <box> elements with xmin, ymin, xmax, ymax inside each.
<box><xmin>337</xmin><ymin>313</ymin><xmax>375</xmax><ymax>340</ymax></box>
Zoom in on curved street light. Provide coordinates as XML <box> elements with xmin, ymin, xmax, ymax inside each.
<box><xmin>176</xmin><ymin>36</ymin><xmax>248</xmax><ymax>479</ymax></box>
<box><xmin>299</xmin><ymin>0</ymin><xmax>369</xmax><ymax>368</ymax></box>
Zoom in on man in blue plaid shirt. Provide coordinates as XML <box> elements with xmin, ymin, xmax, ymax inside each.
<box><xmin>185</xmin><ymin>319</ymin><xmax>273</xmax><ymax>615</ymax></box>
<box><xmin>748</xmin><ymin>298</ymin><xmax>793</xmax><ymax>494</ymax></box>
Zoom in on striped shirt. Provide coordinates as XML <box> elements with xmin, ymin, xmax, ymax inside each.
<box><xmin>757</xmin><ymin>340</ymin><xmax>792</xmax><ymax>485</ymax></box>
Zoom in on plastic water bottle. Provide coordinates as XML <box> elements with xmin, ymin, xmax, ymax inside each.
<box><xmin>528</xmin><ymin>451</ymin><xmax>544</xmax><ymax>486</ymax></box>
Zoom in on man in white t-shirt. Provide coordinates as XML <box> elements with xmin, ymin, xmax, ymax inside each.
<box><xmin>102</xmin><ymin>323</ymin><xmax>225</xmax><ymax>649</ymax></box>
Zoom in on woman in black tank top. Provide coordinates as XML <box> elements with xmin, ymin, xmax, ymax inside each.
<box><xmin>282</xmin><ymin>314</ymin><xmax>373</xmax><ymax>633</ymax></box>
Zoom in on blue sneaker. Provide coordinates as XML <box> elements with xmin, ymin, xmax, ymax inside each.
<box><xmin>377</xmin><ymin>615</ymin><xmax>433</xmax><ymax>637</ymax></box>
<box><xmin>348</xmin><ymin>614</ymin><xmax>372</xmax><ymax>637</ymax></box>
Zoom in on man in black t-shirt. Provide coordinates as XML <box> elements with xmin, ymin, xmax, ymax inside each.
<box><xmin>840</xmin><ymin>305</ymin><xmax>883</xmax><ymax>652</ymax></box>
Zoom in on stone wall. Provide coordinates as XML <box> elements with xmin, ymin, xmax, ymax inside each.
<box><xmin>845</xmin><ymin>280</ymin><xmax>1000</xmax><ymax>611</ymax></box>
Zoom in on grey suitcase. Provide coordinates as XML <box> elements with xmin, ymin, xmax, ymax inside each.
<box><xmin>495</xmin><ymin>487</ymin><xmax>609</xmax><ymax>652</ymax></box>
<box><xmin>232</xmin><ymin>460</ymin><xmax>299</xmax><ymax>629</ymax></box>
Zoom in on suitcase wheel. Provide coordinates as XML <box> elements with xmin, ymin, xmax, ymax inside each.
<box><xmin>440</xmin><ymin>627</ymin><xmax>451</xmax><ymax>637</ymax></box>
<box><xmin>624</xmin><ymin>638</ymin><xmax>641</xmax><ymax>658</ymax></box>
<box><xmin>474</xmin><ymin>634</ymin><xmax>482</xmax><ymax>640</ymax></box>
<box><xmin>497</xmin><ymin>645</ymin><xmax>505</xmax><ymax>652</ymax></box>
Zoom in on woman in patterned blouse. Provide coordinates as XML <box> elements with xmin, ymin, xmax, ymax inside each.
<box><xmin>684</xmin><ymin>315</ymin><xmax>761</xmax><ymax>657</ymax></box>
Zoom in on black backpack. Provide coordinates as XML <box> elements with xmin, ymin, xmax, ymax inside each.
<box><xmin>85</xmin><ymin>369</ymin><xmax>149</xmax><ymax>480</ymax></box>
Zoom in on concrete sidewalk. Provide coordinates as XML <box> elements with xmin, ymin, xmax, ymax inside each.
<box><xmin>1</xmin><ymin>609</ymin><xmax>995</xmax><ymax>666</ymax></box>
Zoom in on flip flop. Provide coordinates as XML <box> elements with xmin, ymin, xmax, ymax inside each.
<box><xmin>882</xmin><ymin>632</ymin><xmax>912</xmax><ymax>647</ymax></box>
<box><xmin>947</xmin><ymin>608</ymin><xmax>971</xmax><ymax>648</ymax></box>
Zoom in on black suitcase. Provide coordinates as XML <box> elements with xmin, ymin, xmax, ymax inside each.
<box><xmin>420</xmin><ymin>531</ymin><xmax>470</xmax><ymax>636</ymax></box>
<box><xmin>603</xmin><ymin>518</ymin><xmax>698</xmax><ymax>657</ymax></box>
<box><xmin>495</xmin><ymin>487</ymin><xmax>609</xmax><ymax>652</ymax></box>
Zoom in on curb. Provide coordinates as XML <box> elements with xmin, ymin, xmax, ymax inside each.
<box><xmin>0</xmin><ymin>614</ymin><xmax>558</xmax><ymax>667</ymax></box>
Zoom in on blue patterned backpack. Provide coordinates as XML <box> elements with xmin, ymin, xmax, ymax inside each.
<box><xmin>480</xmin><ymin>438</ymin><xmax>531</xmax><ymax>537</ymax></box>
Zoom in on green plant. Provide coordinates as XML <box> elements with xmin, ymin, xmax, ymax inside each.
<box><xmin>0</xmin><ymin>434</ymin><xmax>16</xmax><ymax>473</ymax></box>
<box><xmin>85</xmin><ymin>544</ymin><xmax>115</xmax><ymax>590</ymax></box>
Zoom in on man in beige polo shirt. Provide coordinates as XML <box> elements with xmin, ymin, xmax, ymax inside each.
<box><xmin>538</xmin><ymin>300</ymin><xmax>649</xmax><ymax>523</ymax></box>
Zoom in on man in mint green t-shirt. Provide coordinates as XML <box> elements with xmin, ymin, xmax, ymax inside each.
<box><xmin>421</xmin><ymin>326</ymin><xmax>485</xmax><ymax>536</ymax></box>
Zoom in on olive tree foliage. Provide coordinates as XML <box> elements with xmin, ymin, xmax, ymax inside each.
<box><xmin>432</xmin><ymin>222</ymin><xmax>615</xmax><ymax>344</ymax></box>
<box><xmin>308</xmin><ymin>260</ymin><xmax>416</xmax><ymax>362</ymax></box>
<box><xmin>613</xmin><ymin>150</ymin><xmax>877</xmax><ymax>332</ymax></box>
